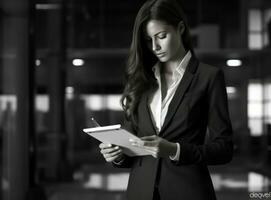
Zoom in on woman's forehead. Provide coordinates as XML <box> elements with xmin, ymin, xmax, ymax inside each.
<box><xmin>144</xmin><ymin>19</ymin><xmax>173</xmax><ymax>37</ymax></box>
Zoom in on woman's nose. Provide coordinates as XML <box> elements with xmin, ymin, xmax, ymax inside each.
<box><xmin>152</xmin><ymin>40</ymin><xmax>161</xmax><ymax>52</ymax></box>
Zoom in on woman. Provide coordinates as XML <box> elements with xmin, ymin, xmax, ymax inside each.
<box><xmin>99</xmin><ymin>0</ymin><xmax>233</xmax><ymax>199</ymax></box>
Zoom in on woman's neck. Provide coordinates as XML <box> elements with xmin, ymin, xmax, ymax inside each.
<box><xmin>163</xmin><ymin>50</ymin><xmax>187</xmax><ymax>75</ymax></box>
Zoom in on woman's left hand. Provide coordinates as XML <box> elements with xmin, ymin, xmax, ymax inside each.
<box><xmin>129</xmin><ymin>135</ymin><xmax>177</xmax><ymax>158</ymax></box>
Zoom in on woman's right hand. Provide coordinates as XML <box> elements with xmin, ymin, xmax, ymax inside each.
<box><xmin>99</xmin><ymin>143</ymin><xmax>124</xmax><ymax>163</ymax></box>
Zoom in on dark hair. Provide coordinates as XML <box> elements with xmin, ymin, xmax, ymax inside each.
<box><xmin>121</xmin><ymin>0</ymin><xmax>193</xmax><ymax>127</ymax></box>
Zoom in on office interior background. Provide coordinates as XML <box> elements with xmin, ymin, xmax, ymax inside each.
<box><xmin>1</xmin><ymin>0</ymin><xmax>271</xmax><ymax>199</ymax></box>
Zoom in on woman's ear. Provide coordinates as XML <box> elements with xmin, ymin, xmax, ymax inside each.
<box><xmin>177</xmin><ymin>21</ymin><xmax>185</xmax><ymax>35</ymax></box>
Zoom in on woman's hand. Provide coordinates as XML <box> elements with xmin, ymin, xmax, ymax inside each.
<box><xmin>99</xmin><ymin>143</ymin><xmax>124</xmax><ymax>163</ymax></box>
<box><xmin>130</xmin><ymin>135</ymin><xmax>177</xmax><ymax>158</ymax></box>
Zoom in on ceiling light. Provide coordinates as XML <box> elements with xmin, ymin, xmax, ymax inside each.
<box><xmin>72</xmin><ymin>59</ymin><xmax>84</xmax><ymax>66</ymax></box>
<box><xmin>35</xmin><ymin>59</ymin><xmax>41</xmax><ymax>66</ymax></box>
<box><xmin>226</xmin><ymin>87</ymin><xmax>236</xmax><ymax>94</ymax></box>
<box><xmin>226</xmin><ymin>59</ymin><xmax>242</xmax><ymax>67</ymax></box>
<box><xmin>36</xmin><ymin>4</ymin><xmax>61</xmax><ymax>10</ymax></box>
<box><xmin>66</xmin><ymin>86</ymin><xmax>74</xmax><ymax>94</ymax></box>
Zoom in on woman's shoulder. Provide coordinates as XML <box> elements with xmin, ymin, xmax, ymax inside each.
<box><xmin>197</xmin><ymin>61</ymin><xmax>223</xmax><ymax>77</ymax></box>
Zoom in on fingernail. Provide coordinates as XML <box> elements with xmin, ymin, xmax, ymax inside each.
<box><xmin>107</xmin><ymin>144</ymin><xmax>112</xmax><ymax>147</ymax></box>
<box><xmin>129</xmin><ymin>139</ymin><xmax>134</xmax><ymax>142</ymax></box>
<box><xmin>115</xmin><ymin>146</ymin><xmax>119</xmax><ymax>149</ymax></box>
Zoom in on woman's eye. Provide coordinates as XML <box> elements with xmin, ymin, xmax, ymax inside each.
<box><xmin>158</xmin><ymin>34</ymin><xmax>166</xmax><ymax>39</ymax></box>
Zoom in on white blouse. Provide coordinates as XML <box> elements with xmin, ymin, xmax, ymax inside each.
<box><xmin>149</xmin><ymin>51</ymin><xmax>192</xmax><ymax>160</ymax></box>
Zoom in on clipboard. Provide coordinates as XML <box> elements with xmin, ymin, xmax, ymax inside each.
<box><xmin>83</xmin><ymin>124</ymin><xmax>151</xmax><ymax>157</ymax></box>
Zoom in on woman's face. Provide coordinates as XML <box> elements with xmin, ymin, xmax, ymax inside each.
<box><xmin>144</xmin><ymin>19</ymin><xmax>185</xmax><ymax>63</ymax></box>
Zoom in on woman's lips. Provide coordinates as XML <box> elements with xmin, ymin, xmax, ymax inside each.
<box><xmin>156</xmin><ymin>52</ymin><xmax>166</xmax><ymax>57</ymax></box>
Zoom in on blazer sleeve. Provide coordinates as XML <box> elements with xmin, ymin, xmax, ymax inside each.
<box><xmin>174</xmin><ymin>69</ymin><xmax>233</xmax><ymax>165</ymax></box>
<box><xmin>112</xmin><ymin>117</ymin><xmax>137</xmax><ymax>168</ymax></box>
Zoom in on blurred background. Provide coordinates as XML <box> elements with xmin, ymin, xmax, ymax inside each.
<box><xmin>0</xmin><ymin>0</ymin><xmax>271</xmax><ymax>199</ymax></box>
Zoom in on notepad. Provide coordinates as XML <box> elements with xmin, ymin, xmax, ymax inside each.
<box><xmin>83</xmin><ymin>125</ymin><xmax>151</xmax><ymax>157</ymax></box>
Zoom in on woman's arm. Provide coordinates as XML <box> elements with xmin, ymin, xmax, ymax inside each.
<box><xmin>173</xmin><ymin>69</ymin><xmax>233</xmax><ymax>165</ymax></box>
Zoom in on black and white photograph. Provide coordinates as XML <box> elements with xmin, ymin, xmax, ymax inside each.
<box><xmin>0</xmin><ymin>0</ymin><xmax>271</xmax><ymax>200</ymax></box>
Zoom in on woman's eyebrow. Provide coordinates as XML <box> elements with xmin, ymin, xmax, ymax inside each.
<box><xmin>145</xmin><ymin>31</ymin><xmax>166</xmax><ymax>38</ymax></box>
<box><xmin>154</xmin><ymin>31</ymin><xmax>166</xmax><ymax>36</ymax></box>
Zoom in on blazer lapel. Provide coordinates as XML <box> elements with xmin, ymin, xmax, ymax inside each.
<box><xmin>160</xmin><ymin>56</ymin><xmax>199</xmax><ymax>133</ymax></box>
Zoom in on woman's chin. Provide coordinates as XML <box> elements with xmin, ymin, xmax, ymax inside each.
<box><xmin>157</xmin><ymin>56</ymin><xmax>168</xmax><ymax>62</ymax></box>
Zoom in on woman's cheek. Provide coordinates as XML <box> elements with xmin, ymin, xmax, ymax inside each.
<box><xmin>160</xmin><ymin>40</ymin><xmax>169</xmax><ymax>54</ymax></box>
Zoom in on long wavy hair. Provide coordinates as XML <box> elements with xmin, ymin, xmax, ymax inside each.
<box><xmin>121</xmin><ymin>0</ymin><xmax>194</xmax><ymax>127</ymax></box>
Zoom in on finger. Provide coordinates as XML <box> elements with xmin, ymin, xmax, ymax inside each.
<box><xmin>142</xmin><ymin>146</ymin><xmax>158</xmax><ymax>152</ymax></box>
<box><xmin>151</xmin><ymin>153</ymin><xmax>158</xmax><ymax>158</ymax></box>
<box><xmin>130</xmin><ymin>138</ymin><xmax>157</xmax><ymax>146</ymax></box>
<box><xmin>104</xmin><ymin>149</ymin><xmax>122</xmax><ymax>159</ymax></box>
<box><xmin>131</xmin><ymin>140</ymin><xmax>157</xmax><ymax>147</ymax></box>
<box><xmin>101</xmin><ymin>146</ymin><xmax>120</xmax><ymax>154</ymax></box>
<box><xmin>110</xmin><ymin>149</ymin><xmax>122</xmax><ymax>157</ymax></box>
<box><xmin>151</xmin><ymin>149</ymin><xmax>161</xmax><ymax>158</ymax></box>
<box><xmin>105</xmin><ymin>154</ymin><xmax>122</xmax><ymax>162</ymax></box>
<box><xmin>129</xmin><ymin>139</ymin><xmax>145</xmax><ymax>146</ymax></box>
<box><xmin>131</xmin><ymin>145</ymin><xmax>158</xmax><ymax>154</ymax></box>
<box><xmin>129</xmin><ymin>138</ymin><xmax>143</xmax><ymax>144</ymax></box>
<box><xmin>99</xmin><ymin>143</ymin><xmax>112</xmax><ymax>149</ymax></box>
<box><xmin>102</xmin><ymin>147</ymin><xmax>121</xmax><ymax>157</ymax></box>
<box><xmin>101</xmin><ymin>147</ymin><xmax>117</xmax><ymax>155</ymax></box>
<box><xmin>141</xmin><ymin>140</ymin><xmax>157</xmax><ymax>147</ymax></box>
<box><xmin>99</xmin><ymin>143</ymin><xmax>111</xmax><ymax>148</ymax></box>
<box><xmin>140</xmin><ymin>135</ymin><xmax>157</xmax><ymax>141</ymax></box>
<box><xmin>145</xmin><ymin>141</ymin><xmax>157</xmax><ymax>146</ymax></box>
<box><xmin>129</xmin><ymin>138</ymin><xmax>136</xmax><ymax>142</ymax></box>
<box><xmin>147</xmin><ymin>150</ymin><xmax>158</xmax><ymax>158</ymax></box>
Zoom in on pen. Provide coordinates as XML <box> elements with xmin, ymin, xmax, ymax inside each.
<box><xmin>90</xmin><ymin>117</ymin><xmax>101</xmax><ymax>127</ymax></box>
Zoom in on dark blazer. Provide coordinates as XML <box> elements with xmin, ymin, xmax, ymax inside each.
<box><xmin>114</xmin><ymin>56</ymin><xmax>233</xmax><ymax>200</ymax></box>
